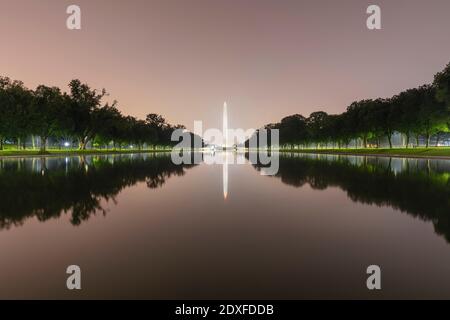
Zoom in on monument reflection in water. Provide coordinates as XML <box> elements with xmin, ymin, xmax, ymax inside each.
<box><xmin>0</xmin><ymin>152</ymin><xmax>450</xmax><ymax>299</ymax></box>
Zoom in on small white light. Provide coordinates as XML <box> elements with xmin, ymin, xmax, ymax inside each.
<box><xmin>64</xmin><ymin>142</ymin><xmax>70</xmax><ymax>147</ymax></box>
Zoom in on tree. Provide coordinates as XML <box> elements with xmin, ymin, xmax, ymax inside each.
<box><xmin>391</xmin><ymin>90</ymin><xmax>420</xmax><ymax>147</ymax></box>
<box><xmin>345</xmin><ymin>101</ymin><xmax>373</xmax><ymax>148</ymax></box>
<box><xmin>0</xmin><ymin>77</ymin><xmax>12</xmax><ymax>150</ymax></box>
<box><xmin>92</xmin><ymin>103</ymin><xmax>124</xmax><ymax>148</ymax></box>
<box><xmin>334</xmin><ymin>112</ymin><xmax>353</xmax><ymax>148</ymax></box>
<box><xmin>31</xmin><ymin>85</ymin><xmax>67</xmax><ymax>152</ymax></box>
<box><xmin>306</xmin><ymin>111</ymin><xmax>329</xmax><ymax>148</ymax></box>
<box><xmin>322</xmin><ymin>114</ymin><xmax>341</xmax><ymax>148</ymax></box>
<box><xmin>434</xmin><ymin>62</ymin><xmax>450</xmax><ymax>133</ymax></box>
<box><xmin>133</xmin><ymin>119</ymin><xmax>158</xmax><ymax>149</ymax></box>
<box><xmin>416</xmin><ymin>85</ymin><xmax>447</xmax><ymax>147</ymax></box>
<box><xmin>434</xmin><ymin>62</ymin><xmax>450</xmax><ymax>108</ymax></box>
<box><xmin>146</xmin><ymin>113</ymin><xmax>168</xmax><ymax>146</ymax></box>
<box><xmin>375</xmin><ymin>98</ymin><xmax>396</xmax><ymax>149</ymax></box>
<box><xmin>0</xmin><ymin>78</ymin><xmax>33</xmax><ymax>149</ymax></box>
<box><xmin>67</xmin><ymin>79</ymin><xmax>106</xmax><ymax>149</ymax></box>
<box><xmin>279</xmin><ymin>114</ymin><xmax>308</xmax><ymax>148</ymax></box>
<box><xmin>146</xmin><ymin>113</ymin><xmax>166</xmax><ymax>129</ymax></box>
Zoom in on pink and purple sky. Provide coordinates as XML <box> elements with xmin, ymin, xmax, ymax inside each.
<box><xmin>1</xmin><ymin>0</ymin><xmax>450</xmax><ymax>131</ymax></box>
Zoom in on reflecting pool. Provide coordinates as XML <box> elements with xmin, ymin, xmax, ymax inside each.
<box><xmin>0</xmin><ymin>152</ymin><xmax>449</xmax><ymax>299</ymax></box>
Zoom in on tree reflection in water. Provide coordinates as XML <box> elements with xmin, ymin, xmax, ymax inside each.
<box><xmin>250</xmin><ymin>153</ymin><xmax>450</xmax><ymax>243</ymax></box>
<box><xmin>0</xmin><ymin>154</ymin><xmax>196</xmax><ymax>229</ymax></box>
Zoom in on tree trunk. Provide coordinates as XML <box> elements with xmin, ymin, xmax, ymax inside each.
<box><xmin>416</xmin><ymin>135</ymin><xmax>420</xmax><ymax>147</ymax></box>
<box><xmin>40</xmin><ymin>136</ymin><xmax>47</xmax><ymax>152</ymax></box>
<box><xmin>79</xmin><ymin>137</ymin><xmax>88</xmax><ymax>150</ymax></box>
<box><xmin>363</xmin><ymin>135</ymin><xmax>367</xmax><ymax>149</ymax></box>
<box><xmin>425</xmin><ymin>132</ymin><xmax>430</xmax><ymax>148</ymax></box>
<box><xmin>435</xmin><ymin>133</ymin><xmax>440</xmax><ymax>147</ymax></box>
<box><xmin>0</xmin><ymin>137</ymin><xmax>3</xmax><ymax>150</ymax></box>
<box><xmin>387</xmin><ymin>133</ymin><xmax>392</xmax><ymax>149</ymax></box>
<box><xmin>405</xmin><ymin>133</ymin><xmax>410</xmax><ymax>149</ymax></box>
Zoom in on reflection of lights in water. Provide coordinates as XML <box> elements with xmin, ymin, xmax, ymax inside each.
<box><xmin>202</xmin><ymin>151</ymin><xmax>229</xmax><ymax>199</ymax></box>
<box><xmin>202</xmin><ymin>151</ymin><xmax>242</xmax><ymax>200</ymax></box>
<box><xmin>223</xmin><ymin>102</ymin><xmax>228</xmax><ymax>148</ymax></box>
<box><xmin>223</xmin><ymin>153</ymin><xmax>228</xmax><ymax>199</ymax></box>
<box><xmin>222</xmin><ymin>102</ymin><xmax>229</xmax><ymax>199</ymax></box>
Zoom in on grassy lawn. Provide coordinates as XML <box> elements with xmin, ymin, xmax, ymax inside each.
<box><xmin>2</xmin><ymin>146</ymin><xmax>450</xmax><ymax>159</ymax></box>
<box><xmin>0</xmin><ymin>147</ymin><xmax>172</xmax><ymax>157</ymax></box>
<box><xmin>279</xmin><ymin>147</ymin><xmax>450</xmax><ymax>158</ymax></box>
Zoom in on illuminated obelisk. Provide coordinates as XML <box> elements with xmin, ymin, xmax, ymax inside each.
<box><xmin>223</xmin><ymin>102</ymin><xmax>228</xmax><ymax>149</ymax></box>
<box><xmin>223</xmin><ymin>102</ymin><xmax>228</xmax><ymax>199</ymax></box>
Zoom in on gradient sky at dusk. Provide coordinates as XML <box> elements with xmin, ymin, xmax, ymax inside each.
<box><xmin>1</xmin><ymin>0</ymin><xmax>450</xmax><ymax>131</ymax></box>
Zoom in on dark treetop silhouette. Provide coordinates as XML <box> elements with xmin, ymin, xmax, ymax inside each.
<box><xmin>2</xmin><ymin>62</ymin><xmax>450</xmax><ymax>152</ymax></box>
<box><xmin>0</xmin><ymin>78</ymin><xmax>196</xmax><ymax>151</ymax></box>
<box><xmin>247</xmin><ymin>62</ymin><xmax>450</xmax><ymax>149</ymax></box>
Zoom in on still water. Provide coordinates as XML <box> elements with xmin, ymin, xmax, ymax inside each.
<box><xmin>0</xmin><ymin>152</ymin><xmax>449</xmax><ymax>299</ymax></box>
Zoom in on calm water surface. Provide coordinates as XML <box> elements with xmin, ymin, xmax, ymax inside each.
<box><xmin>0</xmin><ymin>152</ymin><xmax>450</xmax><ymax>299</ymax></box>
